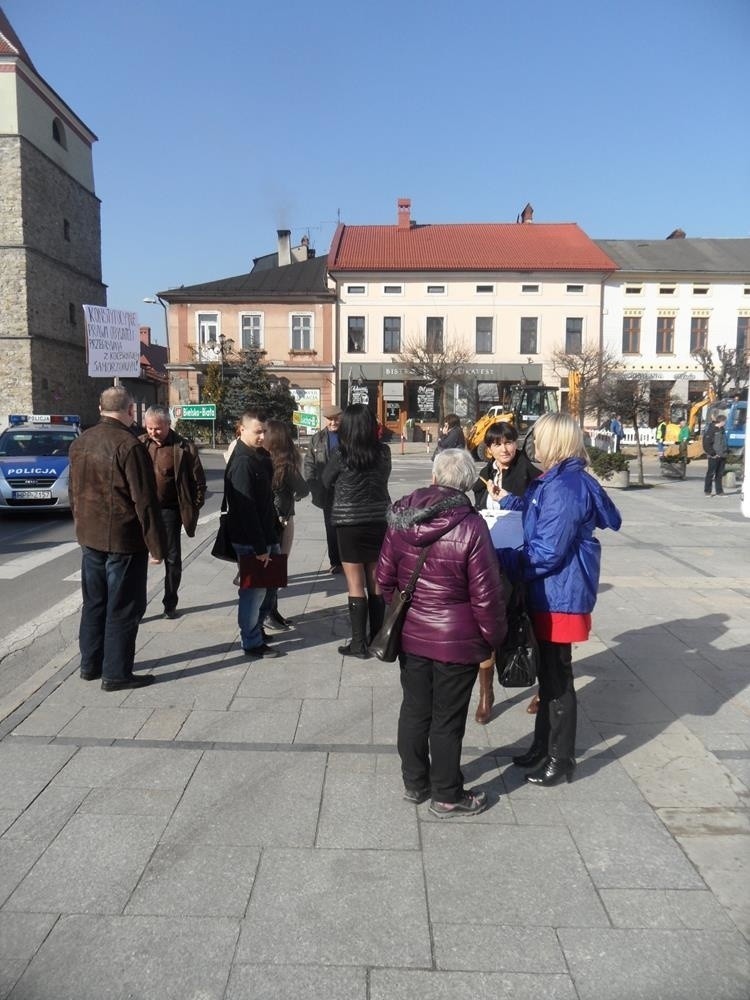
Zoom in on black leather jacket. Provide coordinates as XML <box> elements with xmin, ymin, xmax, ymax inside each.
<box><xmin>322</xmin><ymin>444</ymin><xmax>392</xmax><ymax>526</ymax></box>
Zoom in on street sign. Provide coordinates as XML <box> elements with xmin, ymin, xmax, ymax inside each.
<box><xmin>293</xmin><ymin>410</ymin><xmax>319</xmax><ymax>429</ymax></box>
<box><xmin>175</xmin><ymin>404</ymin><xmax>216</xmax><ymax>420</ymax></box>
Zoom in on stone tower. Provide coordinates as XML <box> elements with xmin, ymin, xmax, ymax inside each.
<box><xmin>0</xmin><ymin>8</ymin><xmax>107</xmax><ymax>424</ymax></box>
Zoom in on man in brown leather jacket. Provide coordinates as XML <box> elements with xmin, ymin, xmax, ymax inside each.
<box><xmin>140</xmin><ymin>405</ymin><xmax>206</xmax><ymax>618</ymax></box>
<box><xmin>69</xmin><ymin>386</ymin><xmax>166</xmax><ymax>690</ymax></box>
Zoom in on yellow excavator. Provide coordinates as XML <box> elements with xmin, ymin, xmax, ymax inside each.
<box><xmin>662</xmin><ymin>390</ymin><xmax>716</xmax><ymax>459</ymax></box>
<box><xmin>465</xmin><ymin>383</ymin><xmax>559</xmax><ymax>459</ymax></box>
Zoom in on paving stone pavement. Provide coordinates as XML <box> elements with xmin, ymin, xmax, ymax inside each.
<box><xmin>0</xmin><ymin>447</ymin><xmax>748</xmax><ymax>999</ymax></box>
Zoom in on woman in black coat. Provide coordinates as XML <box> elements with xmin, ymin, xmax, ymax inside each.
<box><xmin>322</xmin><ymin>404</ymin><xmax>391</xmax><ymax>658</ymax></box>
<box><xmin>472</xmin><ymin>421</ymin><xmax>541</xmax><ymax>724</ymax></box>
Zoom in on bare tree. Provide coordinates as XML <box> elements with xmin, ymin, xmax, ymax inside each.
<box><xmin>591</xmin><ymin>371</ymin><xmax>652</xmax><ymax>485</ymax></box>
<box><xmin>396</xmin><ymin>334</ymin><xmax>474</xmax><ymax>423</ymax></box>
<box><xmin>550</xmin><ymin>344</ymin><xmax>621</xmax><ymax>427</ymax></box>
<box><xmin>691</xmin><ymin>346</ymin><xmax>748</xmax><ymax>398</ymax></box>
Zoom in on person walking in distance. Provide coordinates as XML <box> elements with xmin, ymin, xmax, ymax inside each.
<box><xmin>703</xmin><ymin>413</ymin><xmax>728</xmax><ymax>497</ymax></box>
<box><xmin>140</xmin><ymin>405</ymin><xmax>206</xmax><ymax>619</ymax></box>
<box><xmin>304</xmin><ymin>405</ymin><xmax>343</xmax><ymax>574</ymax></box>
<box><xmin>68</xmin><ymin>386</ymin><xmax>166</xmax><ymax>691</ymax></box>
<box><xmin>226</xmin><ymin>409</ymin><xmax>280</xmax><ymax>659</ymax></box>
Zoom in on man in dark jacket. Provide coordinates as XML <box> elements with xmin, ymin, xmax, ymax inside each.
<box><xmin>140</xmin><ymin>405</ymin><xmax>206</xmax><ymax>618</ymax></box>
<box><xmin>69</xmin><ymin>386</ymin><xmax>166</xmax><ymax>690</ymax></box>
<box><xmin>226</xmin><ymin>409</ymin><xmax>280</xmax><ymax>658</ymax></box>
<box><xmin>703</xmin><ymin>414</ymin><xmax>728</xmax><ymax>497</ymax></box>
<box><xmin>303</xmin><ymin>404</ymin><xmax>342</xmax><ymax>573</ymax></box>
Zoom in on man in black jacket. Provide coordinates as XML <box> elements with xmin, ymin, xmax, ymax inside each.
<box><xmin>226</xmin><ymin>409</ymin><xmax>280</xmax><ymax>657</ymax></box>
<box><xmin>303</xmin><ymin>405</ymin><xmax>342</xmax><ymax>573</ymax></box>
<box><xmin>703</xmin><ymin>414</ymin><xmax>728</xmax><ymax>497</ymax></box>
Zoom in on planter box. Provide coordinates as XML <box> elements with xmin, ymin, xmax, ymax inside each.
<box><xmin>723</xmin><ymin>470</ymin><xmax>737</xmax><ymax>490</ymax></box>
<box><xmin>594</xmin><ymin>469</ymin><xmax>630</xmax><ymax>489</ymax></box>
<box><xmin>660</xmin><ymin>461</ymin><xmax>686</xmax><ymax>480</ymax></box>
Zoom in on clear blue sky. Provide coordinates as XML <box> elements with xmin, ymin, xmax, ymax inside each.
<box><xmin>5</xmin><ymin>0</ymin><xmax>749</xmax><ymax>343</ymax></box>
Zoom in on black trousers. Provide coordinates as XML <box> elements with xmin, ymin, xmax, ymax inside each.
<box><xmin>397</xmin><ymin>653</ymin><xmax>478</xmax><ymax>803</ymax></box>
<box><xmin>323</xmin><ymin>501</ymin><xmax>340</xmax><ymax>567</ymax></box>
<box><xmin>532</xmin><ymin>640</ymin><xmax>575</xmax><ymax>750</ymax></box>
<box><xmin>161</xmin><ymin>508</ymin><xmax>182</xmax><ymax>611</ymax></box>
<box><xmin>704</xmin><ymin>456</ymin><xmax>726</xmax><ymax>495</ymax></box>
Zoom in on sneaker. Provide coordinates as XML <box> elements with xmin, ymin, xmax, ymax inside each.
<box><xmin>403</xmin><ymin>786</ymin><xmax>430</xmax><ymax>804</ymax></box>
<box><xmin>243</xmin><ymin>643</ymin><xmax>281</xmax><ymax>659</ymax></box>
<box><xmin>266</xmin><ymin>611</ymin><xmax>293</xmax><ymax>631</ymax></box>
<box><xmin>429</xmin><ymin>790</ymin><xmax>487</xmax><ymax>817</ymax></box>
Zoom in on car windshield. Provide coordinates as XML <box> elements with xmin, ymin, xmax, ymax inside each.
<box><xmin>0</xmin><ymin>430</ymin><xmax>77</xmax><ymax>457</ymax></box>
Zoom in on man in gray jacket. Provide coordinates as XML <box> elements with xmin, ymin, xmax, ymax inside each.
<box><xmin>69</xmin><ymin>386</ymin><xmax>166</xmax><ymax>690</ymax></box>
<box><xmin>703</xmin><ymin>414</ymin><xmax>728</xmax><ymax>497</ymax></box>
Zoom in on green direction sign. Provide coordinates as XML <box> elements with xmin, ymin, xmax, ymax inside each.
<box><xmin>178</xmin><ymin>404</ymin><xmax>216</xmax><ymax>420</ymax></box>
<box><xmin>293</xmin><ymin>411</ymin><xmax>319</xmax><ymax>429</ymax></box>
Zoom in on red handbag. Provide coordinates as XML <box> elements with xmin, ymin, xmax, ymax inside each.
<box><xmin>238</xmin><ymin>553</ymin><xmax>288</xmax><ymax>589</ymax></box>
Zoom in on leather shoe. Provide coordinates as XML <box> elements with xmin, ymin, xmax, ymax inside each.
<box><xmin>512</xmin><ymin>742</ymin><xmax>548</xmax><ymax>768</ymax></box>
<box><xmin>163</xmin><ymin>609</ymin><xmax>180</xmax><ymax>620</ymax></box>
<box><xmin>244</xmin><ymin>643</ymin><xmax>281</xmax><ymax>659</ymax></box>
<box><xmin>79</xmin><ymin>670</ymin><xmax>102</xmax><ymax>681</ymax></box>
<box><xmin>101</xmin><ymin>675</ymin><xmax>154</xmax><ymax>691</ymax></box>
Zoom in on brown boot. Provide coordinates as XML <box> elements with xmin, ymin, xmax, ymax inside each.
<box><xmin>475</xmin><ymin>666</ymin><xmax>495</xmax><ymax>724</ymax></box>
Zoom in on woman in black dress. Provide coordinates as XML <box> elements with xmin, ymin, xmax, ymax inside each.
<box><xmin>322</xmin><ymin>404</ymin><xmax>392</xmax><ymax>658</ymax></box>
<box><xmin>472</xmin><ymin>421</ymin><xmax>541</xmax><ymax>723</ymax></box>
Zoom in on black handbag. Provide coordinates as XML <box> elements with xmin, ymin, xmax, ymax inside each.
<box><xmin>211</xmin><ymin>461</ymin><xmax>236</xmax><ymax>562</ymax></box>
<box><xmin>496</xmin><ymin>588</ymin><xmax>538</xmax><ymax>688</ymax></box>
<box><xmin>369</xmin><ymin>545</ymin><xmax>432</xmax><ymax>662</ymax></box>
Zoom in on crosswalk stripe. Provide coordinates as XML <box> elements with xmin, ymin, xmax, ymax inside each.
<box><xmin>0</xmin><ymin>542</ymin><xmax>80</xmax><ymax>579</ymax></box>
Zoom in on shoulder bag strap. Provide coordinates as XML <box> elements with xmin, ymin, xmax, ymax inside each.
<box><xmin>400</xmin><ymin>543</ymin><xmax>433</xmax><ymax>601</ymax></box>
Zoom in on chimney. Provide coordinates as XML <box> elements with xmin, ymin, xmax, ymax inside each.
<box><xmin>139</xmin><ymin>325</ymin><xmax>151</xmax><ymax>345</ymax></box>
<box><xmin>277</xmin><ymin>229</ymin><xmax>292</xmax><ymax>266</ymax></box>
<box><xmin>519</xmin><ymin>203</ymin><xmax>534</xmax><ymax>223</ymax></box>
<box><xmin>397</xmin><ymin>198</ymin><xmax>411</xmax><ymax>230</ymax></box>
<box><xmin>666</xmin><ymin>228</ymin><xmax>686</xmax><ymax>239</ymax></box>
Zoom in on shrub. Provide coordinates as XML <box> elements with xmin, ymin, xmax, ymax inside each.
<box><xmin>587</xmin><ymin>446</ymin><xmax>630</xmax><ymax>480</ymax></box>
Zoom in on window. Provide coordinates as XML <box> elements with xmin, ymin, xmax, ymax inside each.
<box><xmin>291</xmin><ymin>313</ymin><xmax>313</xmax><ymax>351</ymax></box>
<box><xmin>240</xmin><ymin>313</ymin><xmax>263</xmax><ymax>349</ymax></box>
<box><xmin>426</xmin><ymin>284</ymin><xmax>446</xmax><ymax>294</ymax></box>
<box><xmin>622</xmin><ymin>316</ymin><xmax>641</xmax><ymax>354</ymax></box>
<box><xmin>475</xmin><ymin>317</ymin><xmax>493</xmax><ymax>354</ymax></box>
<box><xmin>383</xmin><ymin>284</ymin><xmax>402</xmax><ymax>294</ymax></box>
<box><xmin>347</xmin><ymin>316</ymin><xmax>365</xmax><ymax>353</ymax></box>
<box><xmin>52</xmin><ymin>117</ymin><xmax>67</xmax><ymax>148</ymax></box>
<box><xmin>737</xmin><ymin>317</ymin><xmax>749</xmax><ymax>358</ymax></box>
<box><xmin>63</xmin><ymin>219</ymin><xmax>70</xmax><ymax>242</ymax></box>
<box><xmin>197</xmin><ymin>312</ymin><xmax>219</xmax><ymax>347</ymax></box>
<box><xmin>566</xmin><ymin>284</ymin><xmax>584</xmax><ymax>294</ymax></box>
<box><xmin>625</xmin><ymin>284</ymin><xmax>643</xmax><ymax>295</ymax></box>
<box><xmin>656</xmin><ymin>316</ymin><xmax>675</xmax><ymax>354</ymax></box>
<box><xmin>346</xmin><ymin>285</ymin><xmax>366</xmax><ymax>294</ymax></box>
<box><xmin>693</xmin><ymin>284</ymin><xmax>709</xmax><ymax>295</ymax></box>
<box><xmin>521</xmin><ymin>283</ymin><xmax>539</xmax><ymax>293</ymax></box>
<box><xmin>565</xmin><ymin>317</ymin><xmax>583</xmax><ymax>354</ymax></box>
<box><xmin>690</xmin><ymin>316</ymin><xmax>709</xmax><ymax>353</ymax></box>
<box><xmin>425</xmin><ymin>317</ymin><xmax>444</xmax><ymax>354</ymax></box>
<box><xmin>383</xmin><ymin>316</ymin><xmax>401</xmax><ymax>353</ymax></box>
<box><xmin>520</xmin><ymin>317</ymin><xmax>538</xmax><ymax>354</ymax></box>
<box><xmin>68</xmin><ymin>302</ymin><xmax>76</xmax><ymax>325</ymax></box>
<box><xmin>659</xmin><ymin>284</ymin><xmax>676</xmax><ymax>295</ymax></box>
<box><xmin>476</xmin><ymin>284</ymin><xmax>494</xmax><ymax>293</ymax></box>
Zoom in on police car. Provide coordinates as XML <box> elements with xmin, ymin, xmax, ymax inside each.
<box><xmin>0</xmin><ymin>414</ymin><xmax>80</xmax><ymax>512</ymax></box>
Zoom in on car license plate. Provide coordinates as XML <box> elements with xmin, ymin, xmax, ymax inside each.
<box><xmin>12</xmin><ymin>490</ymin><xmax>53</xmax><ymax>500</ymax></box>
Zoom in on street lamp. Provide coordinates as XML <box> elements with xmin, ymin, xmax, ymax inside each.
<box><xmin>142</xmin><ymin>296</ymin><xmax>169</xmax><ymax>361</ymax></box>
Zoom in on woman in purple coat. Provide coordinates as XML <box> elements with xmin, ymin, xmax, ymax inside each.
<box><xmin>377</xmin><ymin>449</ymin><xmax>507</xmax><ymax>816</ymax></box>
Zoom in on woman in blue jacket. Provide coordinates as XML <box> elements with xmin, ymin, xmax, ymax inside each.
<box><xmin>501</xmin><ymin>413</ymin><xmax>622</xmax><ymax>786</ymax></box>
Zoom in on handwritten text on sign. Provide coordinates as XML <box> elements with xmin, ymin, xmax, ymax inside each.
<box><xmin>83</xmin><ymin>305</ymin><xmax>141</xmax><ymax>378</ymax></box>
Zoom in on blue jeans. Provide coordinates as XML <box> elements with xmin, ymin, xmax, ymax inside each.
<box><xmin>232</xmin><ymin>544</ymin><xmax>268</xmax><ymax>651</ymax></box>
<box><xmin>79</xmin><ymin>547</ymin><xmax>148</xmax><ymax>682</ymax></box>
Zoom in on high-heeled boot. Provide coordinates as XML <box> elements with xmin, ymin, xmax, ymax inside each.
<box><xmin>338</xmin><ymin>597</ymin><xmax>370</xmax><ymax>659</ymax></box>
<box><xmin>474</xmin><ymin>667</ymin><xmax>495</xmax><ymax>724</ymax></box>
<box><xmin>513</xmin><ymin>696</ymin><xmax>550</xmax><ymax>766</ymax></box>
<box><xmin>526</xmin><ymin>687</ymin><xmax>577</xmax><ymax>785</ymax></box>
<box><xmin>367</xmin><ymin>594</ymin><xmax>385</xmax><ymax>642</ymax></box>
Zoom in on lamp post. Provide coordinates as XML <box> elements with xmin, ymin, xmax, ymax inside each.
<box><xmin>142</xmin><ymin>296</ymin><xmax>169</xmax><ymax>356</ymax></box>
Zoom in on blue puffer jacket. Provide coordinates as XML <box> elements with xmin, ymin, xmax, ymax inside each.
<box><xmin>499</xmin><ymin>458</ymin><xmax>622</xmax><ymax>614</ymax></box>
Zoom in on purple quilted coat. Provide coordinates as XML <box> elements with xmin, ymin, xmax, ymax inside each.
<box><xmin>376</xmin><ymin>485</ymin><xmax>507</xmax><ymax>665</ymax></box>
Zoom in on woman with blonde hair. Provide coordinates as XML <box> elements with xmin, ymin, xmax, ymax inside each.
<box><xmin>499</xmin><ymin>412</ymin><xmax>621</xmax><ymax>786</ymax></box>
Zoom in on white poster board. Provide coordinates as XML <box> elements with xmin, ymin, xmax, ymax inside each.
<box><xmin>83</xmin><ymin>305</ymin><xmax>141</xmax><ymax>378</ymax></box>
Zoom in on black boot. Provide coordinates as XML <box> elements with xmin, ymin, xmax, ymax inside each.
<box><xmin>526</xmin><ymin>687</ymin><xmax>577</xmax><ymax>786</ymax></box>
<box><xmin>338</xmin><ymin>597</ymin><xmax>370</xmax><ymax>659</ymax></box>
<box><xmin>367</xmin><ymin>594</ymin><xmax>385</xmax><ymax>642</ymax></box>
<box><xmin>513</xmin><ymin>695</ymin><xmax>551</xmax><ymax>766</ymax></box>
